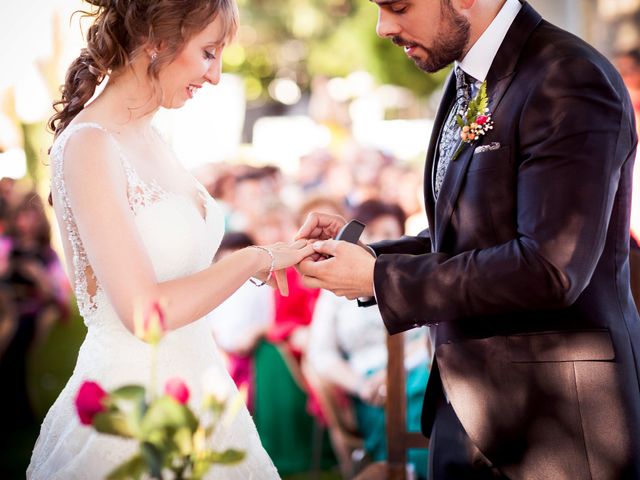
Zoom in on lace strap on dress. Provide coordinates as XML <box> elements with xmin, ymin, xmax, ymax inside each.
<box><xmin>50</xmin><ymin>122</ymin><xmax>173</xmax><ymax>321</ymax></box>
<box><xmin>50</xmin><ymin>122</ymin><xmax>112</xmax><ymax>319</ymax></box>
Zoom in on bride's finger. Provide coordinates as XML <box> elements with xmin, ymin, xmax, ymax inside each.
<box><xmin>274</xmin><ymin>269</ymin><xmax>288</xmax><ymax>296</ymax></box>
<box><xmin>297</xmin><ymin>244</ymin><xmax>316</xmax><ymax>261</ymax></box>
<box><xmin>289</xmin><ymin>239</ymin><xmax>307</xmax><ymax>249</ymax></box>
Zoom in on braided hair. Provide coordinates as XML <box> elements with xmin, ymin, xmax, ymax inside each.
<box><xmin>49</xmin><ymin>0</ymin><xmax>238</xmax><ymax>137</ymax></box>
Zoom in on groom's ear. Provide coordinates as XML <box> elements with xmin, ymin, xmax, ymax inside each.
<box><xmin>451</xmin><ymin>0</ymin><xmax>477</xmax><ymax>18</ymax></box>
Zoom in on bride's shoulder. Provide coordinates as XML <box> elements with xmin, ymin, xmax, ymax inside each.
<box><xmin>52</xmin><ymin>121</ymin><xmax>124</xmax><ymax>182</ymax></box>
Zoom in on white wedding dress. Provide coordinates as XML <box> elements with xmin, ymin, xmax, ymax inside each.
<box><xmin>27</xmin><ymin>123</ymin><xmax>279</xmax><ymax>479</ymax></box>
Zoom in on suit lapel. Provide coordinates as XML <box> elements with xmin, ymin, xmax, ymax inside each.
<box><xmin>431</xmin><ymin>2</ymin><xmax>542</xmax><ymax>252</ymax></box>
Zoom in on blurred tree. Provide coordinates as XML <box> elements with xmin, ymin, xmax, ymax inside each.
<box><xmin>226</xmin><ymin>0</ymin><xmax>448</xmax><ymax>103</ymax></box>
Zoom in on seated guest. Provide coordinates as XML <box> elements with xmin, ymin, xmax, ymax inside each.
<box><xmin>208</xmin><ymin>231</ymin><xmax>272</xmax><ymax>412</ymax></box>
<box><xmin>307</xmin><ymin>199</ymin><xmax>430</xmax><ymax>479</ymax></box>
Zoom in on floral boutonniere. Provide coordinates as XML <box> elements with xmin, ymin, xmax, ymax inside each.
<box><xmin>452</xmin><ymin>80</ymin><xmax>494</xmax><ymax>160</ymax></box>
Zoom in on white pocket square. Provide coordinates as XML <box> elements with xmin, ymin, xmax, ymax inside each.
<box><xmin>474</xmin><ymin>142</ymin><xmax>501</xmax><ymax>154</ymax></box>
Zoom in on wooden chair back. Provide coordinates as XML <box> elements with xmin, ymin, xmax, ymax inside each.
<box><xmin>355</xmin><ymin>331</ymin><xmax>430</xmax><ymax>480</ymax></box>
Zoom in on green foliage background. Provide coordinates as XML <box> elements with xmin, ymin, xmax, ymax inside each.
<box><xmin>224</xmin><ymin>0</ymin><xmax>447</xmax><ymax>102</ymax></box>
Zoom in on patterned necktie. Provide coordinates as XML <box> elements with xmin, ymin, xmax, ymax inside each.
<box><xmin>434</xmin><ymin>66</ymin><xmax>473</xmax><ymax>199</ymax></box>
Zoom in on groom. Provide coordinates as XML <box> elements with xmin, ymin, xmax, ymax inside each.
<box><xmin>297</xmin><ymin>0</ymin><xmax>640</xmax><ymax>478</ymax></box>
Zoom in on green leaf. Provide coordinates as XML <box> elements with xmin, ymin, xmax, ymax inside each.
<box><xmin>468</xmin><ymin>99</ymin><xmax>479</xmax><ymax>121</ymax></box>
<box><xmin>478</xmin><ymin>81</ymin><xmax>489</xmax><ymax>113</ymax></box>
<box><xmin>190</xmin><ymin>449</ymin><xmax>246</xmax><ymax>479</ymax></box>
<box><xmin>106</xmin><ymin>454</ymin><xmax>146</xmax><ymax>480</ymax></box>
<box><xmin>111</xmin><ymin>385</ymin><xmax>146</xmax><ymax>402</ymax></box>
<box><xmin>141</xmin><ymin>397</ymin><xmax>198</xmax><ymax>439</ymax></box>
<box><xmin>141</xmin><ymin>442</ymin><xmax>165</xmax><ymax>479</ymax></box>
<box><xmin>191</xmin><ymin>458</ymin><xmax>211</xmax><ymax>480</ymax></box>
<box><xmin>464</xmin><ymin>105</ymin><xmax>474</xmax><ymax>124</ymax></box>
<box><xmin>125</xmin><ymin>396</ymin><xmax>147</xmax><ymax>438</ymax></box>
<box><xmin>93</xmin><ymin>411</ymin><xmax>135</xmax><ymax>438</ymax></box>
<box><xmin>202</xmin><ymin>449</ymin><xmax>246</xmax><ymax>465</ymax></box>
<box><xmin>455</xmin><ymin>114</ymin><xmax>464</xmax><ymax>128</ymax></box>
<box><xmin>173</xmin><ymin>427</ymin><xmax>193</xmax><ymax>456</ymax></box>
<box><xmin>107</xmin><ymin>385</ymin><xmax>148</xmax><ymax>439</ymax></box>
<box><xmin>202</xmin><ymin>394</ymin><xmax>225</xmax><ymax>415</ymax></box>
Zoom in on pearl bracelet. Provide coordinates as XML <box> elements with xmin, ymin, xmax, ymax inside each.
<box><xmin>249</xmin><ymin>245</ymin><xmax>275</xmax><ymax>287</ymax></box>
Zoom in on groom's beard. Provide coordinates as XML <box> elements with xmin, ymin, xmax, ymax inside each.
<box><xmin>392</xmin><ymin>4</ymin><xmax>470</xmax><ymax>73</ymax></box>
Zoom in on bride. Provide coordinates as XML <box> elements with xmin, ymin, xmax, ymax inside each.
<box><xmin>27</xmin><ymin>0</ymin><xmax>312</xmax><ymax>478</ymax></box>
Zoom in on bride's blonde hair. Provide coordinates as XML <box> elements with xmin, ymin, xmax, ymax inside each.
<box><xmin>49</xmin><ymin>0</ymin><xmax>238</xmax><ymax>138</ymax></box>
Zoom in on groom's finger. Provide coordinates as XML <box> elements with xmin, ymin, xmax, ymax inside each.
<box><xmin>312</xmin><ymin>240</ymin><xmax>339</xmax><ymax>257</ymax></box>
<box><xmin>299</xmin><ymin>274</ymin><xmax>325</xmax><ymax>290</ymax></box>
<box><xmin>295</xmin><ymin>212</ymin><xmax>345</xmax><ymax>241</ymax></box>
<box><xmin>295</xmin><ymin>213</ymin><xmax>320</xmax><ymax>240</ymax></box>
<box><xmin>297</xmin><ymin>255</ymin><xmax>331</xmax><ymax>277</ymax></box>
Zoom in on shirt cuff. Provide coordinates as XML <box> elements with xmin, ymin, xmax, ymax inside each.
<box><xmin>358</xmin><ymin>245</ymin><xmax>377</xmax><ymax>307</ymax></box>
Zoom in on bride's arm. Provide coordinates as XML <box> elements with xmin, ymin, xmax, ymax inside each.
<box><xmin>61</xmin><ymin>128</ymin><xmax>311</xmax><ymax>333</ymax></box>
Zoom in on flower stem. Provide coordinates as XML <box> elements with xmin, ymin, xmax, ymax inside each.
<box><xmin>150</xmin><ymin>344</ymin><xmax>158</xmax><ymax>401</ymax></box>
<box><xmin>452</xmin><ymin>143</ymin><xmax>466</xmax><ymax>162</ymax></box>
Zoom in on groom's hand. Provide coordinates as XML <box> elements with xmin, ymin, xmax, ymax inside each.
<box><xmin>298</xmin><ymin>239</ymin><xmax>375</xmax><ymax>299</ymax></box>
<box><xmin>295</xmin><ymin>212</ymin><xmax>347</xmax><ymax>242</ymax></box>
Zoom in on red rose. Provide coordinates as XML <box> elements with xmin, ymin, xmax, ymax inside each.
<box><xmin>476</xmin><ymin>115</ymin><xmax>488</xmax><ymax>125</ymax></box>
<box><xmin>75</xmin><ymin>381</ymin><xmax>108</xmax><ymax>425</ymax></box>
<box><xmin>164</xmin><ymin>377</ymin><xmax>190</xmax><ymax>405</ymax></box>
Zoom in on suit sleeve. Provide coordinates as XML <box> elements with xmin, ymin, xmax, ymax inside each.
<box><xmin>374</xmin><ymin>55</ymin><xmax>638</xmax><ymax>334</ymax></box>
<box><xmin>370</xmin><ymin>229</ymin><xmax>431</xmax><ymax>256</ymax></box>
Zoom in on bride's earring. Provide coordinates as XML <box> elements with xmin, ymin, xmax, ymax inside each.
<box><xmin>150</xmin><ymin>51</ymin><xmax>158</xmax><ymax>63</ymax></box>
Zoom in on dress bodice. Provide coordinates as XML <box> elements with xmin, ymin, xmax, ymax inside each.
<box><xmin>49</xmin><ymin>122</ymin><xmax>225</xmax><ymax>328</ymax></box>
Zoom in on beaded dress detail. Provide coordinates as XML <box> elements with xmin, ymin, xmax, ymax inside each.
<box><xmin>27</xmin><ymin>123</ymin><xmax>279</xmax><ymax>479</ymax></box>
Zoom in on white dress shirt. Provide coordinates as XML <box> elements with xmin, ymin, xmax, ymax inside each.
<box><xmin>457</xmin><ymin>0</ymin><xmax>522</xmax><ymax>91</ymax></box>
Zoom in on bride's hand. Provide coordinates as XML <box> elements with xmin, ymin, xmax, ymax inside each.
<box><xmin>252</xmin><ymin>240</ymin><xmax>315</xmax><ymax>296</ymax></box>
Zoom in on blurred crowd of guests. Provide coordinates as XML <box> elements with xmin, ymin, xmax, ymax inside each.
<box><xmin>201</xmin><ymin>144</ymin><xmax>431</xmax><ymax>478</ymax></box>
<box><xmin>0</xmin><ymin>178</ymin><xmax>71</xmax><ymax>430</ymax></box>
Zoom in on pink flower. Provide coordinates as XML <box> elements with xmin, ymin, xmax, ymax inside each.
<box><xmin>476</xmin><ymin>115</ymin><xmax>489</xmax><ymax>125</ymax></box>
<box><xmin>75</xmin><ymin>381</ymin><xmax>108</xmax><ymax>425</ymax></box>
<box><xmin>135</xmin><ymin>301</ymin><xmax>167</xmax><ymax>344</ymax></box>
<box><xmin>145</xmin><ymin>301</ymin><xmax>166</xmax><ymax>331</ymax></box>
<box><xmin>164</xmin><ymin>377</ymin><xmax>190</xmax><ymax>405</ymax></box>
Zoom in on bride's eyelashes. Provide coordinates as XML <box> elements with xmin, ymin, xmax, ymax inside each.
<box><xmin>203</xmin><ymin>49</ymin><xmax>216</xmax><ymax>60</ymax></box>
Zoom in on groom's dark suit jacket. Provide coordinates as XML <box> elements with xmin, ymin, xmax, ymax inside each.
<box><xmin>370</xmin><ymin>3</ymin><xmax>640</xmax><ymax>479</ymax></box>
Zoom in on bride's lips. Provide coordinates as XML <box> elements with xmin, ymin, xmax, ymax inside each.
<box><xmin>186</xmin><ymin>84</ymin><xmax>202</xmax><ymax>99</ymax></box>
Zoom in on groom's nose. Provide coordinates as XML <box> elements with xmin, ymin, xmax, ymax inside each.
<box><xmin>376</xmin><ymin>9</ymin><xmax>401</xmax><ymax>38</ymax></box>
